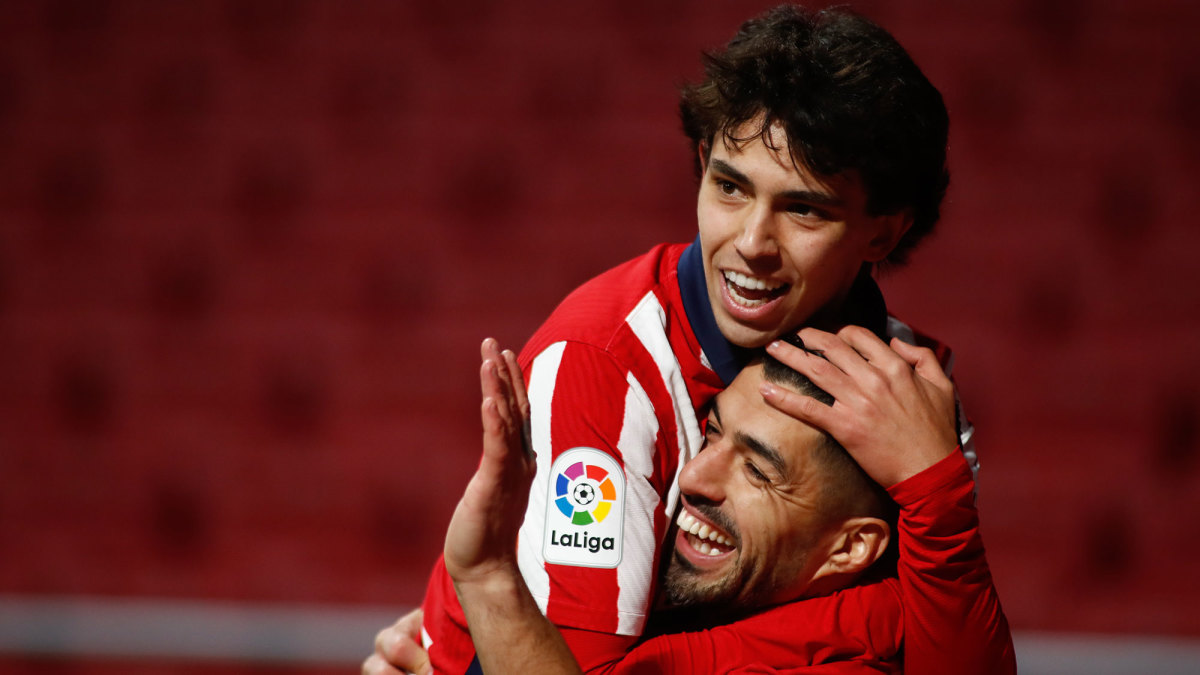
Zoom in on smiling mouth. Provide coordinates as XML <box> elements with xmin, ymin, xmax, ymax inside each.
<box><xmin>676</xmin><ymin>510</ymin><xmax>735</xmax><ymax>556</ymax></box>
<box><xmin>722</xmin><ymin>270</ymin><xmax>788</xmax><ymax>308</ymax></box>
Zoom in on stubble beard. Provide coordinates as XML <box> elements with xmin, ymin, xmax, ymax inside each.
<box><xmin>661</xmin><ymin>549</ymin><xmax>741</xmax><ymax>610</ymax></box>
<box><xmin>661</xmin><ymin>545</ymin><xmax>807</xmax><ymax>619</ymax></box>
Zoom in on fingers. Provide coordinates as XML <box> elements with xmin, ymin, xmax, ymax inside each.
<box><xmin>361</xmin><ymin>653</ymin><xmax>403</xmax><ymax>675</ymax></box>
<box><xmin>480</xmin><ymin>338</ymin><xmax>528</xmax><ymax>429</ymax></box>
<box><xmin>479</xmin><ymin>340</ymin><xmax>534</xmax><ymax>473</ymax></box>
<box><xmin>395</xmin><ymin>607</ymin><xmax>424</xmax><ymax>640</ymax></box>
<box><xmin>481</xmin><ymin>382</ymin><xmax>521</xmax><ymax>471</ymax></box>
<box><xmin>765</xmin><ymin>329</ymin><xmax>857</xmax><ymax>398</ymax></box>
<box><xmin>835</xmin><ymin>326</ymin><xmax>901</xmax><ymax>370</ymax></box>
<box><xmin>501</xmin><ymin>348</ymin><xmax>529</xmax><ymax>419</ymax></box>
<box><xmin>769</xmin><ymin>327</ymin><xmax>947</xmax><ymax>395</ymax></box>
<box><xmin>480</xmin><ymin>359</ymin><xmax>513</xmax><ymax>436</ymax></box>
<box><xmin>500</xmin><ymin>348</ymin><xmax>534</xmax><ymax>459</ymax></box>
<box><xmin>366</xmin><ymin>610</ymin><xmax>430</xmax><ymax>675</ymax></box>
<box><xmin>480</xmin><ymin>342</ymin><xmax>515</xmax><ymax>431</ymax></box>
<box><xmin>759</xmin><ymin>377</ymin><xmax>837</xmax><ymax>431</ymax></box>
<box><xmin>890</xmin><ymin>337</ymin><xmax>952</xmax><ymax>390</ymax></box>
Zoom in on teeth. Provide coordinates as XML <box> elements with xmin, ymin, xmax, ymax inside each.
<box><xmin>676</xmin><ymin>510</ymin><xmax>733</xmax><ymax>548</ymax></box>
<box><xmin>723</xmin><ymin>270</ymin><xmax>783</xmax><ymax>292</ymax></box>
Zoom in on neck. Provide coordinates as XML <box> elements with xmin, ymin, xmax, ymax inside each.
<box><xmin>806</xmin><ymin>265</ymin><xmax>888</xmax><ymax>340</ymax></box>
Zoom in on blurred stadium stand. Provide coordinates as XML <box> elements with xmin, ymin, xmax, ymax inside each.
<box><xmin>2</xmin><ymin>0</ymin><xmax>1199</xmax><ymax>671</ymax></box>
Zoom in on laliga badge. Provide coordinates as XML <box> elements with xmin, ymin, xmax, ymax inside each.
<box><xmin>542</xmin><ymin>447</ymin><xmax>624</xmax><ymax>568</ymax></box>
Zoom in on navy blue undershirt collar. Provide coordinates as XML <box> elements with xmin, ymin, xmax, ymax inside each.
<box><xmin>677</xmin><ymin>235</ymin><xmax>890</xmax><ymax>387</ymax></box>
<box><xmin>678</xmin><ymin>236</ymin><xmax>751</xmax><ymax>385</ymax></box>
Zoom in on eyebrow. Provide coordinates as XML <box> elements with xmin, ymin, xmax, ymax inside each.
<box><xmin>709</xmin><ymin>158</ymin><xmax>844</xmax><ymax>208</ymax></box>
<box><xmin>711</xmin><ymin>398</ymin><xmax>789</xmax><ymax>479</ymax></box>
<box><xmin>735</xmin><ymin>430</ymin><xmax>789</xmax><ymax>479</ymax></box>
<box><xmin>709</xmin><ymin>397</ymin><xmax>721</xmax><ymax>423</ymax></box>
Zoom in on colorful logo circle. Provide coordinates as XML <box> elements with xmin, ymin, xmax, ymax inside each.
<box><xmin>554</xmin><ymin>460</ymin><xmax>617</xmax><ymax>525</ymax></box>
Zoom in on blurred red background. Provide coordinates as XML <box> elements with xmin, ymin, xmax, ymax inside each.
<box><xmin>2</xmin><ymin>0</ymin><xmax>1199</xmax><ymax>672</ymax></box>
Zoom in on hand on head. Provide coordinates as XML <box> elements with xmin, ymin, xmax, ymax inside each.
<box><xmin>760</xmin><ymin>326</ymin><xmax>958</xmax><ymax>487</ymax></box>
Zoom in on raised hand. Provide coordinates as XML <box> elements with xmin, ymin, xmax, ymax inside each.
<box><xmin>760</xmin><ymin>326</ymin><xmax>958</xmax><ymax>487</ymax></box>
<box><xmin>443</xmin><ymin>338</ymin><xmax>536</xmax><ymax>583</ymax></box>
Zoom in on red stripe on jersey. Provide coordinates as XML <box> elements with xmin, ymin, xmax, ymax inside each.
<box><xmin>657</xmin><ymin>286</ymin><xmax>724</xmax><ymax>415</ymax></box>
<box><xmin>611</xmin><ymin>319</ymin><xmax>680</xmax><ymax>496</ymax></box>
<box><xmin>542</xmin><ymin>342</ymin><xmax>631</xmax><ymax>634</ymax></box>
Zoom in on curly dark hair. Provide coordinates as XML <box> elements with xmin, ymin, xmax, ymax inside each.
<box><xmin>679</xmin><ymin>5</ymin><xmax>950</xmax><ymax>266</ymax></box>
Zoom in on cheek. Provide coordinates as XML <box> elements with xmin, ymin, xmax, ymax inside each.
<box><xmin>783</xmin><ymin>236</ymin><xmax>863</xmax><ymax>287</ymax></box>
<box><xmin>739</xmin><ymin>505</ymin><xmax>788</xmax><ymax>561</ymax></box>
<box><xmin>696</xmin><ymin>209</ymin><xmax>725</xmax><ymax>249</ymax></box>
<box><xmin>697</xmin><ymin>191</ymin><xmax>741</xmax><ymax>238</ymax></box>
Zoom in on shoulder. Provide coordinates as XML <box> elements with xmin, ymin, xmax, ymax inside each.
<box><xmin>523</xmin><ymin>243</ymin><xmax>688</xmax><ymax>365</ymax></box>
<box><xmin>648</xmin><ymin>582</ymin><xmax>903</xmax><ymax>670</ymax></box>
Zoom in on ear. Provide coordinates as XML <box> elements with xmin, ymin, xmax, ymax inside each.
<box><xmin>697</xmin><ymin>140</ymin><xmax>712</xmax><ymax>174</ymax></box>
<box><xmin>863</xmin><ymin>211</ymin><xmax>913</xmax><ymax>263</ymax></box>
<box><xmin>813</xmin><ymin>517</ymin><xmax>891</xmax><ymax>579</ymax></box>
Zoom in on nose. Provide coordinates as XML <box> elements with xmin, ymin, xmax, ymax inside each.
<box><xmin>734</xmin><ymin>205</ymin><xmax>778</xmax><ymax>261</ymax></box>
<box><xmin>678</xmin><ymin>442</ymin><xmax>731</xmax><ymax>503</ymax></box>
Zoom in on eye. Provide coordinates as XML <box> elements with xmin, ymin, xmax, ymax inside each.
<box><xmin>744</xmin><ymin>461</ymin><xmax>770</xmax><ymax>484</ymax></box>
<box><xmin>703</xmin><ymin>420</ymin><xmax>720</xmax><ymax>443</ymax></box>
<box><xmin>715</xmin><ymin>179</ymin><xmax>741</xmax><ymax>197</ymax></box>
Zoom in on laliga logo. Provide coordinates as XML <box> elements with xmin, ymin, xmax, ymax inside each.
<box><xmin>543</xmin><ymin>447</ymin><xmax>623</xmax><ymax>568</ymax></box>
<box><xmin>554</xmin><ymin>461</ymin><xmax>617</xmax><ymax>525</ymax></box>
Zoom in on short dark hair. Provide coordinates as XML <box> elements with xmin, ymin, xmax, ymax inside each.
<box><xmin>759</xmin><ymin>353</ymin><xmax>898</xmax><ymax>573</ymax></box>
<box><xmin>679</xmin><ymin>4</ymin><xmax>950</xmax><ymax>265</ymax></box>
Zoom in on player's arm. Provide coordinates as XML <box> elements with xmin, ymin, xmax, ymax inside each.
<box><xmin>885</xmin><ymin>444</ymin><xmax>1016</xmax><ymax>673</ymax></box>
<box><xmin>370</xmin><ymin>335</ymin><xmax>654</xmax><ymax>674</ymax></box>
<box><xmin>441</xmin><ymin>338</ymin><xmax>582</xmax><ymax>675</ymax></box>
<box><xmin>760</xmin><ymin>327</ymin><xmax>1014</xmax><ymax>673</ymax></box>
<box><xmin>507</xmin><ymin>336</ymin><xmax>675</xmax><ymax>671</ymax></box>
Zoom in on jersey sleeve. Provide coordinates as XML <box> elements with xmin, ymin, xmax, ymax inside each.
<box><xmin>516</xmin><ymin>340</ymin><xmax>676</xmax><ymax>670</ymax></box>
<box><xmin>596</xmin><ymin>582</ymin><xmax>902</xmax><ymax>673</ymax></box>
<box><xmin>886</xmin><ymin>450</ymin><xmax>1016</xmax><ymax>674</ymax></box>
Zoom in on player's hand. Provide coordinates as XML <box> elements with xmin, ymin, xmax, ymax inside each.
<box><xmin>362</xmin><ymin>608</ymin><xmax>430</xmax><ymax>675</ymax></box>
<box><xmin>443</xmin><ymin>338</ymin><xmax>536</xmax><ymax>585</ymax></box>
<box><xmin>760</xmin><ymin>326</ymin><xmax>957</xmax><ymax>487</ymax></box>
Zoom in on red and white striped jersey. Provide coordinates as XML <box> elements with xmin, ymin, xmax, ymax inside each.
<box><xmin>512</xmin><ymin>243</ymin><xmax>723</xmax><ymax>639</ymax></box>
<box><xmin>419</xmin><ymin>241</ymin><xmax>979</xmax><ymax>673</ymax></box>
<box><xmin>421</xmin><ymin>242</ymin><xmax>720</xmax><ymax>673</ymax></box>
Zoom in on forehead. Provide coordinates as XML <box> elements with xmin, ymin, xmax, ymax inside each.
<box><xmin>717</xmin><ymin>364</ymin><xmax>826</xmax><ymax>473</ymax></box>
<box><xmin>714</xmin><ymin>120</ymin><xmax>802</xmax><ymax>174</ymax></box>
<box><xmin>711</xmin><ymin>119</ymin><xmax>862</xmax><ymax>199</ymax></box>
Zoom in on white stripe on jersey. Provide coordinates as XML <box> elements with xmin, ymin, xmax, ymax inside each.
<box><xmin>514</xmin><ymin>292</ymin><xmax>708</xmax><ymax>635</ymax></box>
<box><xmin>624</xmin><ymin>292</ymin><xmax>706</xmax><ymax>531</ymax></box>
<box><xmin>614</xmin><ymin>373</ymin><xmax>659</xmax><ymax>636</ymax></box>
<box><xmin>517</xmin><ymin>341</ymin><xmax>566</xmax><ymax>615</ymax></box>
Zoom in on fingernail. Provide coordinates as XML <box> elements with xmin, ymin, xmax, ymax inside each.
<box><xmin>760</xmin><ymin>382</ymin><xmax>777</xmax><ymax>398</ymax></box>
<box><xmin>767</xmin><ymin>340</ymin><xmax>781</xmax><ymax>352</ymax></box>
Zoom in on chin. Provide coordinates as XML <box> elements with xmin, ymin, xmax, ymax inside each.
<box><xmin>715</xmin><ymin>316</ymin><xmax>779</xmax><ymax>349</ymax></box>
<box><xmin>663</xmin><ymin>560</ymin><xmax>738</xmax><ymax>608</ymax></box>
